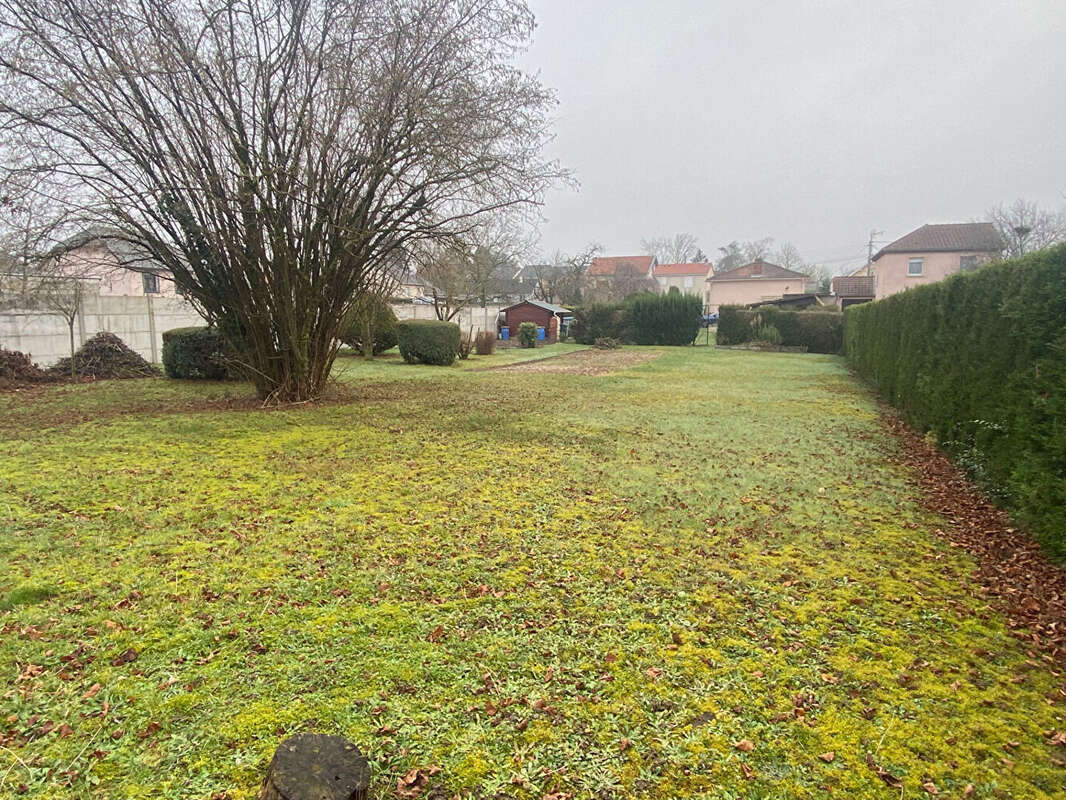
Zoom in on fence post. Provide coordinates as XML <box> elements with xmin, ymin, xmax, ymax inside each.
<box><xmin>259</xmin><ymin>734</ymin><xmax>369</xmax><ymax>800</ymax></box>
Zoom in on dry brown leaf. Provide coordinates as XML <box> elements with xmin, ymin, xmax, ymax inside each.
<box><xmin>818</xmin><ymin>752</ymin><xmax>835</xmax><ymax>763</ymax></box>
<box><xmin>734</xmin><ymin>739</ymin><xmax>755</xmax><ymax>752</ymax></box>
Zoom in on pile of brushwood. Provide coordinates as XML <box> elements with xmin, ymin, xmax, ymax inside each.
<box><xmin>51</xmin><ymin>332</ymin><xmax>159</xmax><ymax>379</ymax></box>
<box><xmin>0</xmin><ymin>347</ymin><xmax>56</xmax><ymax>390</ymax></box>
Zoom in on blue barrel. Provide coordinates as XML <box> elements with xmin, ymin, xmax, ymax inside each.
<box><xmin>536</xmin><ymin>326</ymin><xmax>546</xmax><ymax>341</ymax></box>
<box><xmin>500</xmin><ymin>327</ymin><xmax>510</xmax><ymax>340</ymax></box>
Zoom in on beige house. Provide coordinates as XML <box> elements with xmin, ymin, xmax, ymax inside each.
<box><xmin>705</xmin><ymin>260</ymin><xmax>810</xmax><ymax>312</ymax></box>
<box><xmin>871</xmin><ymin>223</ymin><xmax>1003</xmax><ymax>300</ymax></box>
<box><xmin>652</xmin><ymin>262</ymin><xmax>713</xmax><ymax>294</ymax></box>
<box><xmin>55</xmin><ymin>228</ymin><xmax>178</xmax><ymax>297</ymax></box>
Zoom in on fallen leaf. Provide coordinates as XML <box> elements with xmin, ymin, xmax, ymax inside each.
<box><xmin>427</xmin><ymin>625</ymin><xmax>444</xmax><ymax>643</ymax></box>
<box><xmin>734</xmin><ymin>739</ymin><xmax>755</xmax><ymax>752</ymax></box>
<box><xmin>645</xmin><ymin>667</ymin><xmax>662</xmax><ymax>680</ymax></box>
<box><xmin>923</xmin><ymin>781</ymin><xmax>939</xmax><ymax>795</ymax></box>
<box><xmin>740</xmin><ymin>761</ymin><xmax>755</xmax><ymax>779</ymax></box>
<box><xmin>82</xmin><ymin>683</ymin><xmax>102</xmax><ymax>699</ymax></box>
<box><xmin>818</xmin><ymin>752</ymin><xmax>835</xmax><ymax>763</ymax></box>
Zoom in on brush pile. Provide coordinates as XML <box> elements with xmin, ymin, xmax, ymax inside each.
<box><xmin>51</xmin><ymin>332</ymin><xmax>159</xmax><ymax>379</ymax></box>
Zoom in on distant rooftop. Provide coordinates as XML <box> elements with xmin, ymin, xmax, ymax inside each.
<box><xmin>874</xmin><ymin>223</ymin><xmax>1003</xmax><ymax>260</ymax></box>
<box><xmin>652</xmin><ymin>262</ymin><xmax>713</xmax><ymax>278</ymax></box>
<box><xmin>587</xmin><ymin>255</ymin><xmax>656</xmax><ymax>277</ymax></box>
<box><xmin>710</xmin><ymin>260</ymin><xmax>808</xmax><ymax>281</ymax></box>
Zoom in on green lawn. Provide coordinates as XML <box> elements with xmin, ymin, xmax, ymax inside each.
<box><xmin>1</xmin><ymin>346</ymin><xmax>1062</xmax><ymax>798</ymax></box>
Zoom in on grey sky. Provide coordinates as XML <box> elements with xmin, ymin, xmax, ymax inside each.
<box><xmin>519</xmin><ymin>0</ymin><xmax>1066</xmax><ymax>270</ymax></box>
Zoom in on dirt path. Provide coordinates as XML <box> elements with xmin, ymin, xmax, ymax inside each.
<box><xmin>487</xmin><ymin>347</ymin><xmax>662</xmax><ymax>375</ymax></box>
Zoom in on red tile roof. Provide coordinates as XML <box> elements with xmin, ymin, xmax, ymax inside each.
<box><xmin>874</xmin><ymin>223</ymin><xmax>1003</xmax><ymax>260</ymax></box>
<box><xmin>652</xmin><ymin>262</ymin><xmax>713</xmax><ymax>277</ymax></box>
<box><xmin>710</xmin><ymin>260</ymin><xmax>808</xmax><ymax>281</ymax></box>
<box><xmin>587</xmin><ymin>255</ymin><xmax>656</xmax><ymax>277</ymax></box>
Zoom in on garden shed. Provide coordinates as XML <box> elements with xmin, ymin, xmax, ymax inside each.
<box><xmin>501</xmin><ymin>299</ymin><xmax>572</xmax><ymax>343</ymax></box>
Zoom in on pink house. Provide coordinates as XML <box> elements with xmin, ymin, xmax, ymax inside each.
<box><xmin>705</xmin><ymin>260</ymin><xmax>810</xmax><ymax>312</ymax></box>
<box><xmin>55</xmin><ymin>228</ymin><xmax>178</xmax><ymax>297</ymax></box>
<box><xmin>871</xmin><ymin>223</ymin><xmax>1003</xmax><ymax>300</ymax></box>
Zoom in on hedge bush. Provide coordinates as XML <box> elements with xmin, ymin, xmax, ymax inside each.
<box><xmin>625</xmin><ymin>292</ymin><xmax>703</xmax><ymax>345</ymax></box>
<box><xmin>162</xmin><ymin>327</ymin><xmax>230</xmax><ymax>379</ymax></box>
<box><xmin>397</xmin><ymin>319</ymin><xmax>460</xmax><ymax>365</ymax></box>
<box><xmin>572</xmin><ymin>294</ymin><xmax>701</xmax><ymax>346</ymax></box>
<box><xmin>717</xmin><ymin>305</ymin><xmax>843</xmax><ymax>353</ymax></box>
<box><xmin>339</xmin><ymin>295</ymin><xmax>398</xmax><ymax>356</ymax></box>
<box><xmin>475</xmin><ymin>331</ymin><xmax>496</xmax><ymax>355</ymax></box>
<box><xmin>845</xmin><ymin>244</ymin><xmax>1066</xmax><ymax>559</ymax></box>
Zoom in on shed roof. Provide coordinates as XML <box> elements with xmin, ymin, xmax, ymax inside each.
<box><xmin>502</xmin><ymin>298</ymin><xmax>571</xmax><ymax>315</ymax></box>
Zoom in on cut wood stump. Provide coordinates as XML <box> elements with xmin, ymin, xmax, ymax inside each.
<box><xmin>259</xmin><ymin>734</ymin><xmax>369</xmax><ymax>800</ymax></box>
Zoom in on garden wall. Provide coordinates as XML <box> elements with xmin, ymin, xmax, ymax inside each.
<box><xmin>844</xmin><ymin>244</ymin><xmax>1066</xmax><ymax>558</ymax></box>
<box><xmin>0</xmin><ymin>294</ymin><xmax>205</xmax><ymax>366</ymax></box>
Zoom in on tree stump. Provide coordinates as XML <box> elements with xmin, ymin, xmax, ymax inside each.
<box><xmin>259</xmin><ymin>734</ymin><xmax>369</xmax><ymax>800</ymax></box>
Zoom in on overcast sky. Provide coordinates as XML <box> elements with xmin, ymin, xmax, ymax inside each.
<box><xmin>518</xmin><ymin>0</ymin><xmax>1066</xmax><ymax>271</ymax></box>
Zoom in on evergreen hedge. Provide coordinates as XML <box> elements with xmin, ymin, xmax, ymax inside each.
<box><xmin>626</xmin><ymin>292</ymin><xmax>703</xmax><ymax>345</ymax></box>
<box><xmin>161</xmin><ymin>327</ymin><xmax>230</xmax><ymax>379</ymax></box>
<box><xmin>845</xmin><ymin>244</ymin><xmax>1066</xmax><ymax>559</ymax></box>
<box><xmin>718</xmin><ymin>305</ymin><xmax>843</xmax><ymax>353</ymax></box>
<box><xmin>572</xmin><ymin>294</ymin><xmax>701</xmax><ymax>346</ymax></box>
<box><xmin>397</xmin><ymin>319</ymin><xmax>460</xmax><ymax>366</ymax></box>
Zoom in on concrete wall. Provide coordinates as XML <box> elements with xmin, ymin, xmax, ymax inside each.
<box><xmin>2</xmin><ymin>298</ymin><xmax>504</xmax><ymax>367</ymax></box>
<box><xmin>873</xmin><ymin>251</ymin><xmax>994</xmax><ymax>300</ymax></box>
<box><xmin>0</xmin><ymin>294</ymin><xmax>205</xmax><ymax>366</ymax></box>
<box><xmin>705</xmin><ymin>277</ymin><xmax>806</xmax><ymax>312</ymax></box>
<box><xmin>390</xmin><ymin>303</ymin><xmax>502</xmax><ymax>337</ymax></box>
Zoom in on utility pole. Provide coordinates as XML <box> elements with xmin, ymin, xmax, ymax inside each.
<box><xmin>867</xmin><ymin>230</ymin><xmax>883</xmax><ymax>274</ymax></box>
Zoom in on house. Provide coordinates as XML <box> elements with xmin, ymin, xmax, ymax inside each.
<box><xmin>389</xmin><ymin>267</ymin><xmax>437</xmax><ymax>302</ymax></box>
<box><xmin>500</xmin><ymin>299</ymin><xmax>572</xmax><ymax>343</ymax></box>
<box><xmin>54</xmin><ymin>227</ymin><xmax>178</xmax><ymax>297</ymax></box>
<box><xmin>652</xmin><ymin>262</ymin><xmax>713</xmax><ymax>294</ymax></box>
<box><xmin>704</xmin><ymin>260</ymin><xmax>811</xmax><ymax>312</ymax></box>
<box><xmin>871</xmin><ymin>222</ymin><xmax>1003</xmax><ymax>300</ymax></box>
<box><xmin>585</xmin><ymin>255</ymin><xmax>658</xmax><ymax>301</ymax></box>
<box><xmin>830</xmin><ymin>275</ymin><xmax>876</xmax><ymax>309</ymax></box>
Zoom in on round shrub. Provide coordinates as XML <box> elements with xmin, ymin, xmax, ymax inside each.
<box><xmin>339</xmin><ymin>295</ymin><xmax>398</xmax><ymax>356</ymax></box>
<box><xmin>518</xmin><ymin>321</ymin><xmax>537</xmax><ymax>348</ymax></box>
<box><xmin>397</xmin><ymin>319</ymin><xmax>460</xmax><ymax>365</ymax></box>
<box><xmin>161</xmin><ymin>326</ymin><xmax>229</xmax><ymax>379</ymax></box>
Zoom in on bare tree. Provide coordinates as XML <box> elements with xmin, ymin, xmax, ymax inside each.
<box><xmin>0</xmin><ymin>0</ymin><xmax>565</xmax><ymax>401</ymax></box>
<box><xmin>987</xmin><ymin>199</ymin><xmax>1066</xmax><ymax>258</ymax></box>
<box><xmin>640</xmin><ymin>233</ymin><xmax>700</xmax><ymax>264</ymax></box>
<box><xmin>532</xmin><ymin>242</ymin><xmax>601</xmax><ymax>306</ymax></box>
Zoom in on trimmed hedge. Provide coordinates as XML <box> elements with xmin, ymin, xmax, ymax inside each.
<box><xmin>718</xmin><ymin>305</ymin><xmax>843</xmax><ymax>353</ymax></box>
<box><xmin>626</xmin><ymin>292</ymin><xmax>702</xmax><ymax>345</ymax></box>
<box><xmin>162</xmin><ymin>327</ymin><xmax>230</xmax><ymax>380</ymax></box>
<box><xmin>397</xmin><ymin>319</ymin><xmax>460</xmax><ymax>365</ymax></box>
<box><xmin>845</xmin><ymin>244</ymin><xmax>1066</xmax><ymax>559</ymax></box>
<box><xmin>572</xmin><ymin>294</ymin><xmax>701</xmax><ymax>346</ymax></box>
<box><xmin>518</xmin><ymin>321</ymin><xmax>537</xmax><ymax>348</ymax></box>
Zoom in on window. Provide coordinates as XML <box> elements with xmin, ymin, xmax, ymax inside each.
<box><xmin>907</xmin><ymin>258</ymin><xmax>924</xmax><ymax>276</ymax></box>
<box><xmin>960</xmin><ymin>255</ymin><xmax>978</xmax><ymax>272</ymax></box>
<box><xmin>658</xmin><ymin>277</ymin><xmax>667</xmax><ymax>287</ymax></box>
<box><xmin>683</xmin><ymin>276</ymin><xmax>693</xmax><ymax>288</ymax></box>
<box><xmin>142</xmin><ymin>272</ymin><xmax>160</xmax><ymax>293</ymax></box>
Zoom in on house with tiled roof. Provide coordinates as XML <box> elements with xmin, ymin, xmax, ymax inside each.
<box><xmin>584</xmin><ymin>254</ymin><xmax>657</xmax><ymax>301</ymax></box>
<box><xmin>705</xmin><ymin>260</ymin><xmax>811</xmax><ymax>312</ymax></box>
<box><xmin>872</xmin><ymin>222</ymin><xmax>1003</xmax><ymax>300</ymax></box>
<box><xmin>831</xmin><ymin>275</ymin><xmax>876</xmax><ymax>309</ymax></box>
<box><xmin>652</xmin><ymin>262</ymin><xmax>713</xmax><ymax>295</ymax></box>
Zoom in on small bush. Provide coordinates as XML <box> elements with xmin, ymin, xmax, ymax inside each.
<box><xmin>717</xmin><ymin>306</ymin><xmax>843</xmax><ymax>353</ymax></box>
<box><xmin>162</xmin><ymin>326</ymin><xmax>230</xmax><ymax>380</ymax></box>
<box><xmin>457</xmin><ymin>330</ymin><xmax>476</xmax><ymax>360</ymax></box>
<box><xmin>625</xmin><ymin>292</ymin><xmax>702</xmax><ymax>346</ymax></box>
<box><xmin>518</xmin><ymin>321</ymin><xmax>537</xmax><ymax>348</ymax></box>
<box><xmin>51</xmin><ymin>332</ymin><xmax>158</xmax><ymax>379</ymax></box>
<box><xmin>397</xmin><ymin>320</ymin><xmax>460</xmax><ymax>366</ymax></box>
<box><xmin>752</xmin><ymin>323</ymin><xmax>782</xmax><ymax>345</ymax></box>
<box><xmin>475</xmin><ymin>331</ymin><xmax>496</xmax><ymax>355</ymax></box>
<box><xmin>594</xmin><ymin>337</ymin><xmax>621</xmax><ymax>349</ymax></box>
<box><xmin>339</xmin><ymin>294</ymin><xmax>398</xmax><ymax>356</ymax></box>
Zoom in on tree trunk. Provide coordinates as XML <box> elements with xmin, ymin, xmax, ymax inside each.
<box><xmin>67</xmin><ymin>318</ymin><xmax>76</xmax><ymax>379</ymax></box>
<box><xmin>361</xmin><ymin>315</ymin><xmax>373</xmax><ymax>360</ymax></box>
<box><xmin>259</xmin><ymin>734</ymin><xmax>369</xmax><ymax>800</ymax></box>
